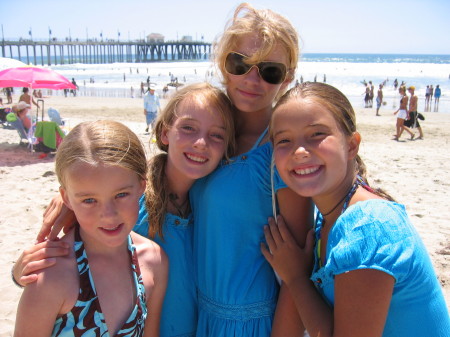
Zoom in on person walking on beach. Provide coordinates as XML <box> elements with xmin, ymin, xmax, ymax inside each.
<box><xmin>376</xmin><ymin>84</ymin><xmax>383</xmax><ymax>116</ymax></box>
<box><xmin>143</xmin><ymin>84</ymin><xmax>160</xmax><ymax>133</ymax></box>
<box><xmin>70</xmin><ymin>78</ymin><xmax>78</xmax><ymax>96</ymax></box>
<box><xmin>14</xmin><ymin>120</ymin><xmax>168</xmax><ymax>337</ymax></box>
<box><xmin>434</xmin><ymin>84</ymin><xmax>441</xmax><ymax>111</ymax></box>
<box><xmin>425</xmin><ymin>85</ymin><xmax>431</xmax><ymax>110</ymax></box>
<box><xmin>404</xmin><ymin>86</ymin><xmax>424</xmax><ymax>139</ymax></box>
<box><xmin>393</xmin><ymin>86</ymin><xmax>415</xmax><ymax>141</ymax></box>
<box><xmin>369</xmin><ymin>81</ymin><xmax>374</xmax><ymax>108</ymax></box>
<box><xmin>363</xmin><ymin>83</ymin><xmax>371</xmax><ymax>108</ymax></box>
<box><xmin>261</xmin><ymin>82</ymin><xmax>450</xmax><ymax>337</ymax></box>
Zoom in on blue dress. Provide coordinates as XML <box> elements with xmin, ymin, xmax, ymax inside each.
<box><xmin>190</xmin><ymin>131</ymin><xmax>286</xmax><ymax>337</ymax></box>
<box><xmin>312</xmin><ymin>200</ymin><xmax>450</xmax><ymax>336</ymax></box>
<box><xmin>134</xmin><ymin>195</ymin><xmax>197</xmax><ymax>337</ymax></box>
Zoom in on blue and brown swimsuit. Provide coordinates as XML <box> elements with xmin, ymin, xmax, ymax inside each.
<box><xmin>51</xmin><ymin>226</ymin><xmax>147</xmax><ymax>336</ymax></box>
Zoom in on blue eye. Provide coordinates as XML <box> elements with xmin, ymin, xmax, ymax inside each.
<box><xmin>83</xmin><ymin>198</ymin><xmax>95</xmax><ymax>204</ymax></box>
<box><xmin>116</xmin><ymin>192</ymin><xmax>129</xmax><ymax>198</ymax></box>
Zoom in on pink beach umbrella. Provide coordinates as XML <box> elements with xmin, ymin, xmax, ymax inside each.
<box><xmin>0</xmin><ymin>66</ymin><xmax>76</xmax><ymax>90</ymax></box>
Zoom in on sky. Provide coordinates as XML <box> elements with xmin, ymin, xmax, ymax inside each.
<box><xmin>1</xmin><ymin>0</ymin><xmax>449</xmax><ymax>55</ymax></box>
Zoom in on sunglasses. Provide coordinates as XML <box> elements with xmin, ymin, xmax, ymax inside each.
<box><xmin>224</xmin><ymin>52</ymin><xmax>288</xmax><ymax>85</ymax></box>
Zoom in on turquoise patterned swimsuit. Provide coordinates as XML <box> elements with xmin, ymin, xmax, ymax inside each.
<box><xmin>52</xmin><ymin>226</ymin><xmax>147</xmax><ymax>337</ymax></box>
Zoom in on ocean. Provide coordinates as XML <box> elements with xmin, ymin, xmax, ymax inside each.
<box><xmin>30</xmin><ymin>53</ymin><xmax>450</xmax><ymax>113</ymax></box>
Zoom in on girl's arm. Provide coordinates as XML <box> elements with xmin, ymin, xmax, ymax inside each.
<box><xmin>12</xmin><ymin>194</ymin><xmax>75</xmax><ymax>286</ymax></box>
<box><xmin>262</xmin><ymin>216</ymin><xmax>395</xmax><ymax>337</ymax></box>
<box><xmin>139</xmin><ymin>238</ymin><xmax>169</xmax><ymax>337</ymax></box>
<box><xmin>14</xmin><ymin>271</ymin><xmax>65</xmax><ymax>337</ymax></box>
<box><xmin>271</xmin><ymin>187</ymin><xmax>312</xmax><ymax>337</ymax></box>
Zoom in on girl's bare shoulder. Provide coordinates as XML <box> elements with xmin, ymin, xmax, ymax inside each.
<box><xmin>131</xmin><ymin>232</ymin><xmax>168</xmax><ymax>272</ymax></box>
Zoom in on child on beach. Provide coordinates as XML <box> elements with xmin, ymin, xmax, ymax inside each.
<box><xmin>261</xmin><ymin>82</ymin><xmax>450</xmax><ymax>336</ymax></box>
<box><xmin>13</xmin><ymin>83</ymin><xmax>235</xmax><ymax>337</ymax></box>
<box><xmin>133</xmin><ymin>82</ymin><xmax>235</xmax><ymax>336</ymax></box>
<box><xmin>14</xmin><ymin>120</ymin><xmax>168</xmax><ymax>337</ymax></box>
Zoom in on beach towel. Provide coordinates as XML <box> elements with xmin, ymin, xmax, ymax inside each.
<box><xmin>34</xmin><ymin>121</ymin><xmax>65</xmax><ymax>150</ymax></box>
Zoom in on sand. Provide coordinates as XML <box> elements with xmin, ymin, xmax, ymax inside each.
<box><xmin>1</xmin><ymin>94</ymin><xmax>449</xmax><ymax>336</ymax></box>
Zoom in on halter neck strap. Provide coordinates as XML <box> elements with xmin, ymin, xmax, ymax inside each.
<box><xmin>251</xmin><ymin>127</ymin><xmax>269</xmax><ymax>151</ymax></box>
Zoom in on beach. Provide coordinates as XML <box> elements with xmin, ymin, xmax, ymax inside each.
<box><xmin>0</xmin><ymin>93</ymin><xmax>449</xmax><ymax>336</ymax></box>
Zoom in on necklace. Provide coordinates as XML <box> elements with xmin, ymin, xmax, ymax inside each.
<box><xmin>321</xmin><ymin>181</ymin><xmax>357</xmax><ymax>217</ymax></box>
<box><xmin>169</xmin><ymin>193</ymin><xmax>190</xmax><ymax>218</ymax></box>
<box><xmin>315</xmin><ymin>178</ymin><xmax>360</xmax><ymax>268</ymax></box>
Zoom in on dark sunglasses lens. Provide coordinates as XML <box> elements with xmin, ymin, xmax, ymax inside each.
<box><xmin>260</xmin><ymin>63</ymin><xmax>286</xmax><ymax>84</ymax></box>
<box><xmin>225</xmin><ymin>53</ymin><xmax>250</xmax><ymax>75</ymax></box>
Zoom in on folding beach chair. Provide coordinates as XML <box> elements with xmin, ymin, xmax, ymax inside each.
<box><xmin>9</xmin><ymin>118</ymin><xmax>28</xmax><ymax>142</ymax></box>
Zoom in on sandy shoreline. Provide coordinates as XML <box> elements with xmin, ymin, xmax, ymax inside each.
<box><xmin>1</xmin><ymin>94</ymin><xmax>449</xmax><ymax>336</ymax></box>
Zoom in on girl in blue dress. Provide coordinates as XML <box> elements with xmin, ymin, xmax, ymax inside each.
<box><xmin>13</xmin><ymin>83</ymin><xmax>236</xmax><ymax>337</ymax></box>
<box><xmin>262</xmin><ymin>82</ymin><xmax>450</xmax><ymax>336</ymax></box>
<box><xmin>190</xmin><ymin>3</ymin><xmax>311</xmax><ymax>336</ymax></box>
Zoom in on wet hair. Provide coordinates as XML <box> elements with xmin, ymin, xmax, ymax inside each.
<box><xmin>146</xmin><ymin>82</ymin><xmax>236</xmax><ymax>239</ymax></box>
<box><xmin>55</xmin><ymin>120</ymin><xmax>147</xmax><ymax>188</ymax></box>
<box><xmin>213</xmin><ymin>2</ymin><xmax>299</xmax><ymax>99</ymax></box>
<box><xmin>271</xmin><ymin>82</ymin><xmax>395</xmax><ymax>201</ymax></box>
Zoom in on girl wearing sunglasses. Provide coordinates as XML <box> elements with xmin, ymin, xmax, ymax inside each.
<box><xmin>189</xmin><ymin>3</ymin><xmax>311</xmax><ymax>337</ymax></box>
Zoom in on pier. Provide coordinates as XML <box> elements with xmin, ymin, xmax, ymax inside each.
<box><xmin>0</xmin><ymin>39</ymin><xmax>212</xmax><ymax>65</ymax></box>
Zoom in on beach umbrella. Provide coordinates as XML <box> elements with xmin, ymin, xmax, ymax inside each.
<box><xmin>0</xmin><ymin>57</ymin><xmax>27</xmax><ymax>70</ymax></box>
<box><xmin>0</xmin><ymin>66</ymin><xmax>76</xmax><ymax>90</ymax></box>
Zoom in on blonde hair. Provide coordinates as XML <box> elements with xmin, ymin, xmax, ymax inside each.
<box><xmin>272</xmin><ymin>82</ymin><xmax>395</xmax><ymax>201</ymax></box>
<box><xmin>55</xmin><ymin>120</ymin><xmax>147</xmax><ymax>188</ymax></box>
<box><xmin>214</xmin><ymin>2</ymin><xmax>299</xmax><ymax>98</ymax></box>
<box><xmin>146</xmin><ymin>82</ymin><xmax>236</xmax><ymax>239</ymax></box>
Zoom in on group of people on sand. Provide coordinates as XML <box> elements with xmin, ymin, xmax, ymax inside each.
<box><xmin>425</xmin><ymin>84</ymin><xmax>442</xmax><ymax>112</ymax></box>
<box><xmin>11</xmin><ymin>3</ymin><xmax>450</xmax><ymax>337</ymax></box>
<box><xmin>393</xmin><ymin>85</ymin><xmax>425</xmax><ymax>141</ymax></box>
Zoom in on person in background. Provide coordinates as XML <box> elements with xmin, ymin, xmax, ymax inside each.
<box><xmin>18</xmin><ymin>88</ymin><xmax>38</xmax><ymax>108</ymax></box>
<box><xmin>434</xmin><ymin>84</ymin><xmax>441</xmax><ymax>112</ymax></box>
<box><xmin>393</xmin><ymin>85</ymin><xmax>415</xmax><ymax>141</ymax></box>
<box><xmin>12</xmin><ymin>101</ymin><xmax>32</xmax><ymax>131</ymax></box>
<box><xmin>262</xmin><ymin>82</ymin><xmax>450</xmax><ymax>337</ymax></box>
<box><xmin>144</xmin><ymin>84</ymin><xmax>160</xmax><ymax>133</ymax></box>
<box><xmin>70</xmin><ymin>78</ymin><xmax>79</xmax><ymax>97</ymax></box>
<box><xmin>6</xmin><ymin>87</ymin><xmax>13</xmax><ymax>104</ymax></box>
<box><xmin>404</xmin><ymin>86</ymin><xmax>424</xmax><ymax>139</ymax></box>
<box><xmin>14</xmin><ymin>120</ymin><xmax>168</xmax><ymax>337</ymax></box>
<box><xmin>376</xmin><ymin>84</ymin><xmax>383</xmax><ymax>116</ymax></box>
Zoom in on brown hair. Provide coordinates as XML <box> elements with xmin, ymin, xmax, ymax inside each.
<box><xmin>272</xmin><ymin>82</ymin><xmax>395</xmax><ymax>201</ymax></box>
<box><xmin>146</xmin><ymin>82</ymin><xmax>236</xmax><ymax>239</ymax></box>
<box><xmin>55</xmin><ymin>120</ymin><xmax>147</xmax><ymax>188</ymax></box>
<box><xmin>213</xmin><ymin>2</ymin><xmax>299</xmax><ymax>100</ymax></box>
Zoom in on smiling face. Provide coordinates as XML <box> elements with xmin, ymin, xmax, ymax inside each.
<box><xmin>225</xmin><ymin>33</ymin><xmax>291</xmax><ymax>115</ymax></box>
<box><xmin>271</xmin><ymin>98</ymin><xmax>360</xmax><ymax>200</ymax></box>
<box><xmin>60</xmin><ymin>163</ymin><xmax>145</xmax><ymax>249</ymax></box>
<box><xmin>161</xmin><ymin>95</ymin><xmax>228</xmax><ymax>184</ymax></box>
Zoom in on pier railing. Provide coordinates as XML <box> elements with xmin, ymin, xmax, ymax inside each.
<box><xmin>1</xmin><ymin>39</ymin><xmax>212</xmax><ymax>65</ymax></box>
